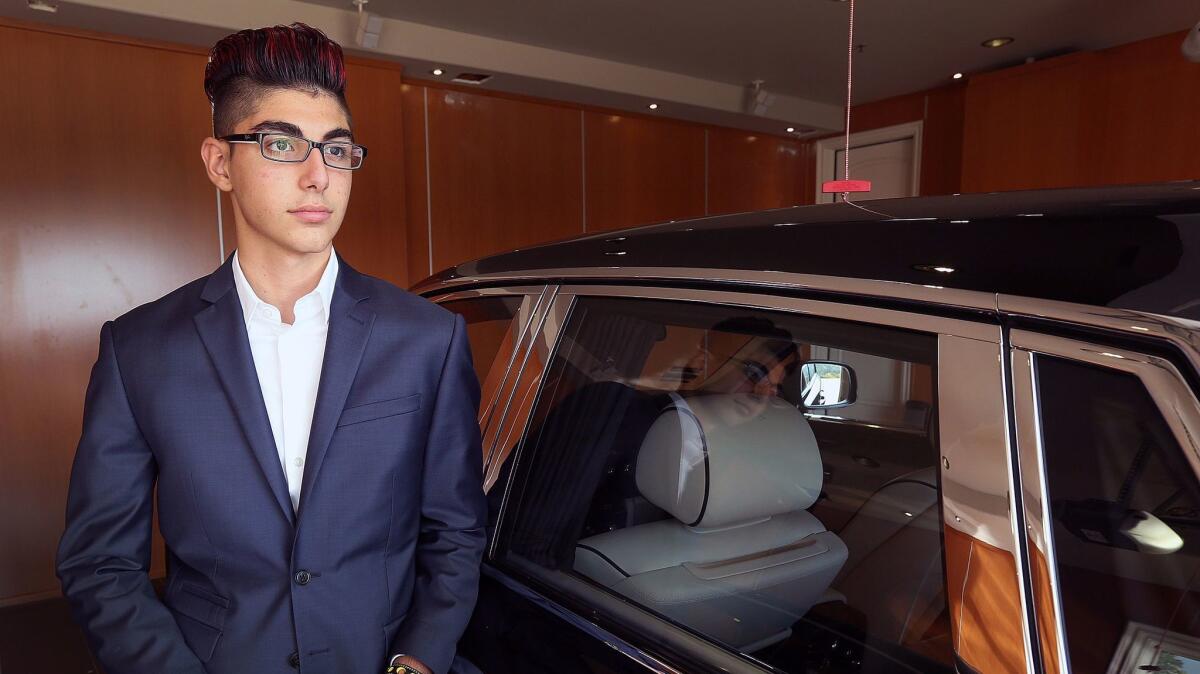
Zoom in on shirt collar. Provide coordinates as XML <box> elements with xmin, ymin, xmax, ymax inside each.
<box><xmin>231</xmin><ymin>248</ymin><xmax>339</xmax><ymax>330</ymax></box>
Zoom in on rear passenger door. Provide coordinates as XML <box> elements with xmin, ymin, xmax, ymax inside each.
<box><xmin>471</xmin><ymin>285</ymin><xmax>1035</xmax><ymax>674</ymax></box>
<box><xmin>1011</xmin><ymin>329</ymin><xmax>1200</xmax><ymax>674</ymax></box>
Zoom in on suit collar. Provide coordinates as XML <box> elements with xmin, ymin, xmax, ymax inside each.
<box><xmin>195</xmin><ymin>251</ymin><xmax>376</xmax><ymax>526</ymax></box>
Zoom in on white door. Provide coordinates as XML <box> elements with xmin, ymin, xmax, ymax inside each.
<box><xmin>816</xmin><ymin>121</ymin><xmax>922</xmax><ymax>203</ymax></box>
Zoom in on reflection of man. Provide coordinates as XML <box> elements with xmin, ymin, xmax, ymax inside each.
<box><xmin>56</xmin><ymin>24</ymin><xmax>484</xmax><ymax>674</ymax></box>
<box><xmin>687</xmin><ymin>317</ymin><xmax>800</xmax><ymax>399</ymax></box>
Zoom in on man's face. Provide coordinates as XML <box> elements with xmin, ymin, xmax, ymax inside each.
<box><xmin>211</xmin><ymin>88</ymin><xmax>353</xmax><ymax>257</ymax></box>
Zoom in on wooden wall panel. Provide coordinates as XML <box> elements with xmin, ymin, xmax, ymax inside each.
<box><xmin>402</xmin><ymin>83</ymin><xmax>431</xmax><ymax>287</ymax></box>
<box><xmin>0</xmin><ymin>21</ymin><xmax>217</xmax><ymax>604</ymax></box>
<box><xmin>961</xmin><ymin>52</ymin><xmax>1102</xmax><ymax>193</ymax></box>
<box><xmin>919</xmin><ymin>85</ymin><xmax>965</xmax><ymax>196</ymax></box>
<box><xmin>1092</xmin><ymin>30</ymin><xmax>1200</xmax><ymax>186</ymax></box>
<box><xmin>583</xmin><ymin>111</ymin><xmax>705</xmax><ymax>231</ymax></box>
<box><xmin>707</xmin><ymin>128</ymin><xmax>806</xmax><ymax>215</ymax></box>
<box><xmin>332</xmin><ymin>60</ymin><xmax>407</xmax><ymax>288</ymax></box>
<box><xmin>426</xmin><ymin>88</ymin><xmax>583</xmax><ymax>270</ymax></box>
<box><xmin>221</xmin><ymin>59</ymin><xmax>409</xmax><ymax>289</ymax></box>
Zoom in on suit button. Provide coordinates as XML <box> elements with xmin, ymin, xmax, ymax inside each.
<box><xmin>288</xmin><ymin>651</ymin><xmax>300</xmax><ymax>668</ymax></box>
<box><xmin>294</xmin><ymin>570</ymin><xmax>311</xmax><ymax>585</ymax></box>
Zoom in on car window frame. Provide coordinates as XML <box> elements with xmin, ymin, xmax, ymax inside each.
<box><xmin>1010</xmin><ymin>328</ymin><xmax>1200</xmax><ymax>674</ymax></box>
<box><xmin>427</xmin><ymin>285</ymin><xmax>554</xmax><ymax>473</ymax></box>
<box><xmin>478</xmin><ymin>282</ymin><xmax>1033</xmax><ymax>674</ymax></box>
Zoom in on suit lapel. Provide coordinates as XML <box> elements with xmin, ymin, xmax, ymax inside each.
<box><xmin>296</xmin><ymin>256</ymin><xmax>376</xmax><ymax>520</ymax></box>
<box><xmin>193</xmin><ymin>256</ymin><xmax>296</xmax><ymax>526</ymax></box>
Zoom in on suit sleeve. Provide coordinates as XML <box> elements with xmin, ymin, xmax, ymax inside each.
<box><xmin>390</xmin><ymin>313</ymin><xmax>488</xmax><ymax>674</ymax></box>
<box><xmin>56</xmin><ymin>321</ymin><xmax>205</xmax><ymax>674</ymax></box>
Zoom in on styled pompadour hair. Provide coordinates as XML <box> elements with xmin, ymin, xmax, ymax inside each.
<box><xmin>204</xmin><ymin>23</ymin><xmax>350</xmax><ymax>136</ymax></box>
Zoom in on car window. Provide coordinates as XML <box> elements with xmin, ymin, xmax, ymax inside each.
<box><xmin>1037</xmin><ymin>356</ymin><xmax>1200</xmax><ymax>674</ymax></box>
<box><xmin>440</xmin><ymin>296</ymin><xmax>525</xmax><ymax>387</ymax></box>
<box><xmin>500</xmin><ymin>296</ymin><xmax>951</xmax><ymax>673</ymax></box>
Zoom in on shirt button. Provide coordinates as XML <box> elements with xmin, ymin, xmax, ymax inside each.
<box><xmin>294</xmin><ymin>570</ymin><xmax>311</xmax><ymax>585</ymax></box>
<box><xmin>294</xmin><ymin>456</ymin><xmax>305</xmax><ymax>468</ymax></box>
<box><xmin>288</xmin><ymin>651</ymin><xmax>300</xmax><ymax>668</ymax></box>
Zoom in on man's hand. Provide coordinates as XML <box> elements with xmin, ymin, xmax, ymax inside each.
<box><xmin>390</xmin><ymin>654</ymin><xmax>433</xmax><ymax>674</ymax></box>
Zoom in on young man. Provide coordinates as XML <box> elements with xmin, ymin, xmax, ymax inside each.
<box><xmin>56</xmin><ymin>24</ymin><xmax>486</xmax><ymax>674</ymax></box>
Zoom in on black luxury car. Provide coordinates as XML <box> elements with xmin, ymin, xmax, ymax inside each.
<box><xmin>414</xmin><ymin>182</ymin><xmax>1200</xmax><ymax>674</ymax></box>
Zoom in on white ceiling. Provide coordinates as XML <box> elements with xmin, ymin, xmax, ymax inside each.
<box><xmin>299</xmin><ymin>0</ymin><xmax>1199</xmax><ymax>103</ymax></box>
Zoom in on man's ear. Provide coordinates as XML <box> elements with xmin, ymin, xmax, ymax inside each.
<box><xmin>200</xmin><ymin>137</ymin><xmax>234</xmax><ymax>192</ymax></box>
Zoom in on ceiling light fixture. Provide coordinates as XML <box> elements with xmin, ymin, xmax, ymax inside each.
<box><xmin>952</xmin><ymin>72</ymin><xmax>964</xmax><ymax>80</ymax></box>
<box><xmin>431</xmin><ymin>68</ymin><xmax>444</xmax><ymax>76</ymax></box>
<box><xmin>786</xmin><ymin>126</ymin><xmax>795</xmax><ymax>133</ymax></box>
<box><xmin>982</xmin><ymin>36</ymin><xmax>1014</xmax><ymax>48</ymax></box>
<box><xmin>648</xmin><ymin>103</ymin><xmax>659</xmax><ymax>110</ymax></box>
<box><xmin>27</xmin><ymin>0</ymin><xmax>57</xmax><ymax>12</ymax></box>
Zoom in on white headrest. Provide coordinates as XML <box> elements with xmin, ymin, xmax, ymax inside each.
<box><xmin>635</xmin><ymin>393</ymin><xmax>823</xmax><ymax>528</ymax></box>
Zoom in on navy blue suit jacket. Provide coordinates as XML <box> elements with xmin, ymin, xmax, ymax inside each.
<box><xmin>56</xmin><ymin>254</ymin><xmax>487</xmax><ymax>674</ymax></box>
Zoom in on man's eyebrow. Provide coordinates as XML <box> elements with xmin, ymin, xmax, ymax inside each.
<box><xmin>322</xmin><ymin>127</ymin><xmax>353</xmax><ymax>141</ymax></box>
<box><xmin>249</xmin><ymin>120</ymin><xmax>303</xmax><ymax>136</ymax></box>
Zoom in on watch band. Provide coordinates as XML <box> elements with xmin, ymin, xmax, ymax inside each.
<box><xmin>385</xmin><ymin>664</ymin><xmax>422</xmax><ymax>674</ymax></box>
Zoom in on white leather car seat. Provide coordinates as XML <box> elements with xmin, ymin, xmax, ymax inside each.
<box><xmin>573</xmin><ymin>393</ymin><xmax>848</xmax><ymax>652</ymax></box>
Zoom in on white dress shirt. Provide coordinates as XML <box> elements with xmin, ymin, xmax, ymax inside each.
<box><xmin>232</xmin><ymin>248</ymin><xmax>339</xmax><ymax>512</ymax></box>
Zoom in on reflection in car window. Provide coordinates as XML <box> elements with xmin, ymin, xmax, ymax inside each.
<box><xmin>1038</xmin><ymin>357</ymin><xmax>1200</xmax><ymax>674</ymax></box>
<box><xmin>502</xmin><ymin>296</ymin><xmax>948</xmax><ymax>673</ymax></box>
<box><xmin>440</xmin><ymin>296</ymin><xmax>523</xmax><ymax>386</ymax></box>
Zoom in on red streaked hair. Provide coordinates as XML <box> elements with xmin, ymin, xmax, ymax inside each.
<box><xmin>204</xmin><ymin>23</ymin><xmax>349</xmax><ymax>135</ymax></box>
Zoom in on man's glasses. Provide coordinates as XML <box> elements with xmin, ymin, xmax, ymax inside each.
<box><xmin>220</xmin><ymin>133</ymin><xmax>367</xmax><ymax>170</ymax></box>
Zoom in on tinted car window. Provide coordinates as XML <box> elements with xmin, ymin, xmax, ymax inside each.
<box><xmin>501</xmin><ymin>296</ymin><xmax>950</xmax><ymax>673</ymax></box>
<box><xmin>441</xmin><ymin>296</ymin><xmax>524</xmax><ymax>386</ymax></box>
<box><xmin>1038</xmin><ymin>356</ymin><xmax>1200</xmax><ymax>674</ymax></box>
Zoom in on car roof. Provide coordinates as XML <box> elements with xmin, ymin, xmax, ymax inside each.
<box><xmin>417</xmin><ymin>181</ymin><xmax>1200</xmax><ymax>321</ymax></box>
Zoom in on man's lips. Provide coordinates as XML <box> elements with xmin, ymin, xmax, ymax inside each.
<box><xmin>289</xmin><ymin>206</ymin><xmax>332</xmax><ymax>223</ymax></box>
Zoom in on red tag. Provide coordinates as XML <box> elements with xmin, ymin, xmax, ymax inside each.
<box><xmin>822</xmin><ymin>179</ymin><xmax>872</xmax><ymax>194</ymax></box>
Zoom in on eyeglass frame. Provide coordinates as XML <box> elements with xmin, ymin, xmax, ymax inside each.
<box><xmin>219</xmin><ymin>132</ymin><xmax>368</xmax><ymax>170</ymax></box>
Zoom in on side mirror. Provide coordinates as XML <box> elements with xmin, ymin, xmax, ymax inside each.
<box><xmin>799</xmin><ymin>361</ymin><xmax>857</xmax><ymax>409</ymax></box>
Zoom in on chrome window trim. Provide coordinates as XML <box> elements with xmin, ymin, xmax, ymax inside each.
<box><xmin>428</xmin><ymin>285</ymin><xmax>552</xmax><ymax>468</ymax></box>
<box><xmin>482</xmin><ymin>285</ymin><xmax>560</xmax><ymax>483</ymax></box>
<box><xmin>1010</xmin><ymin>330</ymin><xmax>1200</xmax><ymax>481</ymax></box>
<box><xmin>1010</xmin><ymin>348</ymin><xmax>1072</xmax><ymax>674</ymax></box>
<box><xmin>415</xmin><ymin>266</ymin><xmax>1000</xmax><ymax>313</ymax></box>
<box><xmin>1009</xmin><ymin>329</ymin><xmax>1200</xmax><ymax>673</ymax></box>
<box><xmin>938</xmin><ymin>333</ymin><xmax>1033</xmax><ymax>674</ymax></box>
<box><xmin>487</xmin><ymin>286</ymin><xmax>569</xmax><ymax>561</ymax></box>
<box><xmin>1000</xmin><ymin>295</ymin><xmax>1200</xmax><ymax>376</ymax></box>
<box><xmin>549</xmin><ymin>283</ymin><xmax>999</xmax><ymax>341</ymax></box>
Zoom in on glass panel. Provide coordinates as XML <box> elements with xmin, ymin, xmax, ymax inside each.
<box><xmin>441</xmin><ymin>296</ymin><xmax>524</xmax><ymax>390</ymax></box>
<box><xmin>502</xmin><ymin>296</ymin><xmax>949</xmax><ymax>673</ymax></box>
<box><xmin>1037</xmin><ymin>356</ymin><xmax>1200</xmax><ymax>674</ymax></box>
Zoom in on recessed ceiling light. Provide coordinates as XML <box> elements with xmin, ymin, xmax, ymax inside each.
<box><xmin>430</xmin><ymin>68</ymin><xmax>444</xmax><ymax>76</ymax></box>
<box><xmin>27</xmin><ymin>0</ymin><xmax>57</xmax><ymax>12</ymax></box>
<box><xmin>786</xmin><ymin>126</ymin><xmax>795</xmax><ymax>133</ymax></box>
<box><xmin>982</xmin><ymin>37</ymin><xmax>1014</xmax><ymax>48</ymax></box>
<box><xmin>952</xmin><ymin>72</ymin><xmax>964</xmax><ymax>80</ymax></box>
<box><xmin>648</xmin><ymin>103</ymin><xmax>659</xmax><ymax>110</ymax></box>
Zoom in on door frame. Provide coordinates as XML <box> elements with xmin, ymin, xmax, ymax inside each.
<box><xmin>814</xmin><ymin>120</ymin><xmax>923</xmax><ymax>203</ymax></box>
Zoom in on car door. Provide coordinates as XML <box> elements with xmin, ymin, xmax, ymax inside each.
<box><xmin>461</xmin><ymin>282</ymin><xmax>1037</xmax><ymax>674</ymax></box>
<box><xmin>1009</xmin><ymin>318</ymin><xmax>1200</xmax><ymax>674</ymax></box>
